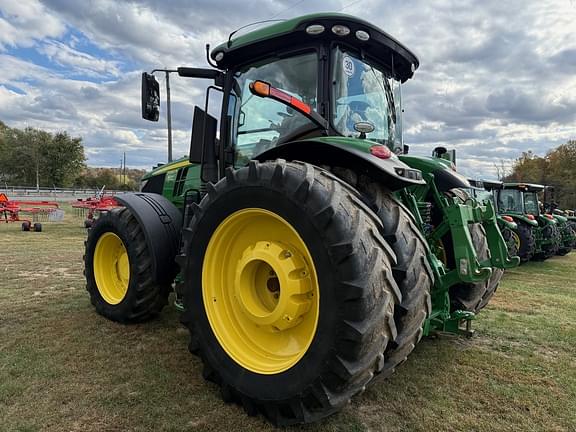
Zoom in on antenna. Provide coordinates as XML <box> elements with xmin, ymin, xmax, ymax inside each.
<box><xmin>227</xmin><ymin>19</ymin><xmax>284</xmax><ymax>47</ymax></box>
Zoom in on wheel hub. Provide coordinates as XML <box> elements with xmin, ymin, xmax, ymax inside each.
<box><xmin>93</xmin><ymin>232</ymin><xmax>130</xmax><ymax>305</ymax></box>
<box><xmin>202</xmin><ymin>208</ymin><xmax>320</xmax><ymax>374</ymax></box>
<box><xmin>235</xmin><ymin>241</ymin><xmax>313</xmax><ymax>331</ymax></box>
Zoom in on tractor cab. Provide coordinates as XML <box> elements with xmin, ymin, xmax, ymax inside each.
<box><xmin>499</xmin><ymin>183</ymin><xmax>543</xmax><ymax>220</ymax></box>
<box><xmin>140</xmin><ymin>13</ymin><xmax>424</xmax><ymax>206</ymax></box>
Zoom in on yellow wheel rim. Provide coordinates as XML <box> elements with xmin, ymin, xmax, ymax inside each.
<box><xmin>511</xmin><ymin>231</ymin><xmax>521</xmax><ymax>251</ymax></box>
<box><xmin>202</xmin><ymin>208</ymin><xmax>319</xmax><ymax>375</ymax></box>
<box><xmin>94</xmin><ymin>232</ymin><xmax>130</xmax><ymax>305</ymax></box>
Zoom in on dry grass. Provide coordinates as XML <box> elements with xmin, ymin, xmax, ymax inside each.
<box><xmin>1</xmin><ymin>211</ymin><xmax>575</xmax><ymax>431</ymax></box>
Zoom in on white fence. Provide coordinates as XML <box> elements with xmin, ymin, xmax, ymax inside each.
<box><xmin>1</xmin><ymin>186</ymin><xmax>123</xmax><ymax>202</ymax></box>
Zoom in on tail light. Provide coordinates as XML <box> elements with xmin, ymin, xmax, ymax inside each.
<box><xmin>527</xmin><ymin>214</ymin><xmax>535</xmax><ymax>220</ymax></box>
<box><xmin>502</xmin><ymin>215</ymin><xmax>514</xmax><ymax>222</ymax></box>
<box><xmin>369</xmin><ymin>145</ymin><xmax>392</xmax><ymax>159</ymax></box>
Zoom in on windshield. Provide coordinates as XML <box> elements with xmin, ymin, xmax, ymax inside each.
<box><xmin>331</xmin><ymin>47</ymin><xmax>402</xmax><ymax>151</ymax></box>
<box><xmin>498</xmin><ymin>189</ymin><xmax>524</xmax><ymax>213</ymax></box>
<box><xmin>232</xmin><ymin>52</ymin><xmax>318</xmax><ymax>166</ymax></box>
<box><xmin>524</xmin><ymin>192</ymin><xmax>540</xmax><ymax>215</ymax></box>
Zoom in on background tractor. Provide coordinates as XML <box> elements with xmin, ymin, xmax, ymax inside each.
<box><xmin>499</xmin><ymin>183</ymin><xmax>559</xmax><ymax>261</ymax></box>
<box><xmin>467</xmin><ymin>179</ymin><xmax>520</xmax><ymax>258</ymax></box>
<box><xmin>84</xmin><ymin>13</ymin><xmax>516</xmax><ymax>426</ymax></box>
<box><xmin>543</xmin><ymin>186</ymin><xmax>575</xmax><ymax>255</ymax></box>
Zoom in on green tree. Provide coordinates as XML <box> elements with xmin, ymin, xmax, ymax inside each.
<box><xmin>506</xmin><ymin>141</ymin><xmax>576</xmax><ymax>209</ymax></box>
<box><xmin>40</xmin><ymin>131</ymin><xmax>86</xmax><ymax>187</ymax></box>
<box><xmin>0</xmin><ymin>123</ymin><xmax>86</xmax><ymax>188</ymax></box>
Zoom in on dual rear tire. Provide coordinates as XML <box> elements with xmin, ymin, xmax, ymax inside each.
<box><xmin>84</xmin><ymin>160</ymin><xmax>432</xmax><ymax>426</ymax></box>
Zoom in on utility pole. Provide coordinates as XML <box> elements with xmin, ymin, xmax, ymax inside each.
<box><xmin>123</xmin><ymin>152</ymin><xmax>126</xmax><ymax>185</ymax></box>
<box><xmin>151</xmin><ymin>69</ymin><xmax>177</xmax><ymax>163</ymax></box>
<box><xmin>165</xmin><ymin>71</ymin><xmax>173</xmax><ymax>163</ymax></box>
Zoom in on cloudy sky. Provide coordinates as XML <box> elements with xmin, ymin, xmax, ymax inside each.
<box><xmin>0</xmin><ymin>0</ymin><xmax>575</xmax><ymax>178</ymax></box>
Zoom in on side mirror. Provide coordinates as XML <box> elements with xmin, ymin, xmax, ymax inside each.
<box><xmin>141</xmin><ymin>72</ymin><xmax>160</xmax><ymax>121</ymax></box>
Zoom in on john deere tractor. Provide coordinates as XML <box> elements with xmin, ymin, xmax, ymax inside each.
<box><xmin>84</xmin><ymin>14</ymin><xmax>516</xmax><ymax>425</ymax></box>
<box><xmin>543</xmin><ymin>186</ymin><xmax>575</xmax><ymax>255</ymax></box>
<box><xmin>468</xmin><ymin>179</ymin><xmax>520</xmax><ymax>257</ymax></box>
<box><xmin>498</xmin><ymin>183</ymin><xmax>560</xmax><ymax>261</ymax></box>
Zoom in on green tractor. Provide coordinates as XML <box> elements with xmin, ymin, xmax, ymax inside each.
<box><xmin>467</xmin><ymin>179</ymin><xmax>520</xmax><ymax>257</ymax></box>
<box><xmin>565</xmin><ymin>209</ymin><xmax>576</xmax><ymax>244</ymax></box>
<box><xmin>543</xmin><ymin>186</ymin><xmax>575</xmax><ymax>255</ymax></box>
<box><xmin>499</xmin><ymin>183</ymin><xmax>559</xmax><ymax>261</ymax></box>
<box><xmin>84</xmin><ymin>14</ymin><xmax>516</xmax><ymax>425</ymax></box>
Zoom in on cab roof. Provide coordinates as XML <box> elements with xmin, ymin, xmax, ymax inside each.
<box><xmin>503</xmin><ymin>182</ymin><xmax>544</xmax><ymax>192</ymax></box>
<box><xmin>468</xmin><ymin>179</ymin><xmax>503</xmax><ymax>190</ymax></box>
<box><xmin>210</xmin><ymin>13</ymin><xmax>419</xmax><ymax>82</ymax></box>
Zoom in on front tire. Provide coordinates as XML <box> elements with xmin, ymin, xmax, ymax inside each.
<box><xmin>84</xmin><ymin>207</ymin><xmax>170</xmax><ymax>323</ymax></box>
<box><xmin>179</xmin><ymin>161</ymin><xmax>399</xmax><ymax>426</ymax></box>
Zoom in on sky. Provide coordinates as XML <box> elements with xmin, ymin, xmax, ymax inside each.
<box><xmin>0</xmin><ymin>0</ymin><xmax>575</xmax><ymax>178</ymax></box>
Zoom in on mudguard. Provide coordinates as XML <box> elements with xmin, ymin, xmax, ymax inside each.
<box><xmin>399</xmin><ymin>155</ymin><xmax>471</xmax><ymax>192</ymax></box>
<box><xmin>497</xmin><ymin>216</ymin><xmax>517</xmax><ymax>231</ymax></box>
<box><xmin>506</xmin><ymin>214</ymin><xmax>539</xmax><ymax>227</ymax></box>
<box><xmin>115</xmin><ymin>193</ymin><xmax>182</xmax><ymax>284</ymax></box>
<box><xmin>256</xmin><ymin>138</ymin><xmax>425</xmax><ymax>191</ymax></box>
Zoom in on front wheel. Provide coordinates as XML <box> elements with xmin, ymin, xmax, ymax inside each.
<box><xmin>180</xmin><ymin>161</ymin><xmax>399</xmax><ymax>426</ymax></box>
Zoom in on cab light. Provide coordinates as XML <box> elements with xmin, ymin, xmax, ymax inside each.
<box><xmin>332</xmin><ymin>24</ymin><xmax>350</xmax><ymax>36</ymax></box>
<box><xmin>370</xmin><ymin>145</ymin><xmax>392</xmax><ymax>159</ymax></box>
<box><xmin>250</xmin><ymin>80</ymin><xmax>270</xmax><ymax>97</ymax></box>
<box><xmin>502</xmin><ymin>215</ymin><xmax>514</xmax><ymax>222</ymax></box>
<box><xmin>355</xmin><ymin>30</ymin><xmax>370</xmax><ymax>41</ymax></box>
<box><xmin>306</xmin><ymin>24</ymin><xmax>325</xmax><ymax>35</ymax></box>
<box><xmin>249</xmin><ymin>80</ymin><xmax>311</xmax><ymax>115</ymax></box>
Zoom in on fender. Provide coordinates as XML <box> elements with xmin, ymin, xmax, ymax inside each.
<box><xmin>538</xmin><ymin>214</ymin><xmax>556</xmax><ymax>226</ymax></box>
<box><xmin>399</xmin><ymin>155</ymin><xmax>470</xmax><ymax>192</ymax></box>
<box><xmin>255</xmin><ymin>138</ymin><xmax>425</xmax><ymax>191</ymax></box>
<box><xmin>505</xmin><ymin>213</ymin><xmax>539</xmax><ymax>227</ymax></box>
<box><xmin>115</xmin><ymin>193</ymin><xmax>182</xmax><ymax>284</ymax></box>
<box><xmin>553</xmin><ymin>214</ymin><xmax>568</xmax><ymax>224</ymax></box>
<box><xmin>497</xmin><ymin>216</ymin><xmax>517</xmax><ymax>231</ymax></box>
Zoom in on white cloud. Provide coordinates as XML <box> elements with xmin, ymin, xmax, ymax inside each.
<box><xmin>39</xmin><ymin>41</ymin><xmax>121</xmax><ymax>77</ymax></box>
<box><xmin>0</xmin><ymin>0</ymin><xmax>65</xmax><ymax>48</ymax></box>
<box><xmin>0</xmin><ymin>0</ymin><xmax>575</xmax><ymax>176</ymax></box>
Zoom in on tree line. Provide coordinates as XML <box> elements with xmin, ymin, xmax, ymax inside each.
<box><xmin>0</xmin><ymin>121</ymin><xmax>143</xmax><ymax>190</ymax></box>
<box><xmin>504</xmin><ymin>140</ymin><xmax>576</xmax><ymax>209</ymax></box>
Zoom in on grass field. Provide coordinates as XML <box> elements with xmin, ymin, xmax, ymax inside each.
<box><xmin>1</xmin><ymin>211</ymin><xmax>575</xmax><ymax>432</ymax></box>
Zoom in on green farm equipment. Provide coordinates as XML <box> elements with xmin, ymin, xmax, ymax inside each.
<box><xmin>565</xmin><ymin>210</ymin><xmax>576</xmax><ymax>247</ymax></box>
<box><xmin>468</xmin><ymin>179</ymin><xmax>520</xmax><ymax>257</ymax></box>
<box><xmin>499</xmin><ymin>183</ymin><xmax>559</xmax><ymax>261</ymax></box>
<box><xmin>543</xmin><ymin>186</ymin><xmax>575</xmax><ymax>255</ymax></box>
<box><xmin>83</xmin><ymin>14</ymin><xmax>516</xmax><ymax>425</ymax></box>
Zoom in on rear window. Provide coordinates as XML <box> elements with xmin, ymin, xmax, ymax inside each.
<box><xmin>142</xmin><ymin>173</ymin><xmax>165</xmax><ymax>194</ymax></box>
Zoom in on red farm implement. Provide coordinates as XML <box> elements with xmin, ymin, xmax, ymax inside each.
<box><xmin>71</xmin><ymin>188</ymin><xmax>119</xmax><ymax>228</ymax></box>
<box><xmin>0</xmin><ymin>193</ymin><xmax>64</xmax><ymax>232</ymax></box>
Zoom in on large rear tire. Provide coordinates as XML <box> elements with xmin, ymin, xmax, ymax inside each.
<box><xmin>84</xmin><ymin>207</ymin><xmax>170</xmax><ymax>323</ymax></box>
<box><xmin>516</xmin><ymin>221</ymin><xmax>535</xmax><ymax>263</ymax></box>
<box><xmin>449</xmin><ymin>223</ymin><xmax>500</xmax><ymax>313</ymax></box>
<box><xmin>556</xmin><ymin>223</ymin><xmax>573</xmax><ymax>256</ymax></box>
<box><xmin>179</xmin><ymin>161</ymin><xmax>399</xmax><ymax>426</ymax></box>
<box><xmin>330</xmin><ymin>169</ymin><xmax>432</xmax><ymax>380</ymax></box>
<box><xmin>534</xmin><ymin>224</ymin><xmax>557</xmax><ymax>261</ymax></box>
